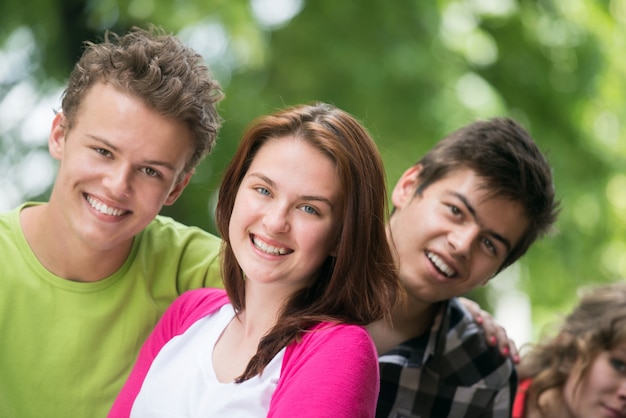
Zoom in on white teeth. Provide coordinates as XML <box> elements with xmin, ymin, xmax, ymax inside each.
<box><xmin>86</xmin><ymin>195</ymin><xmax>126</xmax><ymax>217</ymax></box>
<box><xmin>252</xmin><ymin>235</ymin><xmax>289</xmax><ymax>255</ymax></box>
<box><xmin>426</xmin><ymin>252</ymin><xmax>455</xmax><ymax>277</ymax></box>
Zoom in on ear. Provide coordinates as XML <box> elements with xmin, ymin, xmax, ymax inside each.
<box><xmin>164</xmin><ymin>170</ymin><xmax>194</xmax><ymax>206</ymax></box>
<box><xmin>391</xmin><ymin>164</ymin><xmax>423</xmax><ymax>210</ymax></box>
<box><xmin>48</xmin><ymin>113</ymin><xmax>66</xmax><ymax>161</ymax></box>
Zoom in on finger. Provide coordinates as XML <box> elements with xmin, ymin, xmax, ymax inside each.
<box><xmin>492</xmin><ymin>321</ymin><xmax>520</xmax><ymax>362</ymax></box>
<box><xmin>459</xmin><ymin>297</ymin><xmax>484</xmax><ymax>324</ymax></box>
<box><xmin>476</xmin><ymin>309</ymin><xmax>498</xmax><ymax>345</ymax></box>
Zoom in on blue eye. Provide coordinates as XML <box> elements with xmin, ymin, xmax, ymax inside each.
<box><xmin>256</xmin><ymin>187</ymin><xmax>271</xmax><ymax>196</ymax></box>
<box><xmin>301</xmin><ymin>205</ymin><xmax>319</xmax><ymax>215</ymax></box>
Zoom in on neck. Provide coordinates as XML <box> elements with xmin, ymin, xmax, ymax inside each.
<box><xmin>239</xmin><ymin>281</ymin><xmax>293</xmax><ymax>337</ymax></box>
<box><xmin>20</xmin><ymin>204</ymin><xmax>132</xmax><ymax>282</ymax></box>
<box><xmin>368</xmin><ymin>295</ymin><xmax>440</xmax><ymax>355</ymax></box>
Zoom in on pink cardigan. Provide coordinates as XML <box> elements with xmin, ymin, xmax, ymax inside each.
<box><xmin>109</xmin><ymin>288</ymin><xmax>379</xmax><ymax>417</ymax></box>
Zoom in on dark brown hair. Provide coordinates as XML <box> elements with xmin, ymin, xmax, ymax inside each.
<box><xmin>61</xmin><ymin>25</ymin><xmax>224</xmax><ymax>173</ymax></box>
<box><xmin>215</xmin><ymin>102</ymin><xmax>399</xmax><ymax>382</ymax></box>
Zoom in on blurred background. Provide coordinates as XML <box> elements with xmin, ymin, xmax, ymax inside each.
<box><xmin>1</xmin><ymin>0</ymin><xmax>625</xmax><ymax>348</ymax></box>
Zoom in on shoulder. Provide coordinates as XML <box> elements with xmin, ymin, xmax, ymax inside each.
<box><xmin>281</xmin><ymin>322</ymin><xmax>378</xmax><ymax>388</ymax></box>
<box><xmin>140</xmin><ymin>289</ymin><xmax>230</xmax><ymax>354</ymax></box>
<box><xmin>444</xmin><ymin>297</ymin><xmax>489</xmax><ymax>344</ymax></box>
<box><xmin>146</xmin><ymin>216</ymin><xmax>221</xmax><ymax>245</ymax></box>
<box><xmin>165</xmin><ymin>288</ymin><xmax>230</xmax><ymax>326</ymax></box>
<box><xmin>0</xmin><ymin>205</ymin><xmax>18</xmax><ymax>229</ymax></box>
<box><xmin>141</xmin><ymin>215</ymin><xmax>222</xmax><ymax>264</ymax></box>
<box><xmin>286</xmin><ymin>322</ymin><xmax>376</xmax><ymax>362</ymax></box>
<box><xmin>512</xmin><ymin>378</ymin><xmax>533</xmax><ymax>418</ymax></box>
<box><xmin>137</xmin><ymin>216</ymin><xmax>223</xmax><ymax>290</ymax></box>
<box><xmin>175</xmin><ymin>288</ymin><xmax>229</xmax><ymax>313</ymax></box>
<box><xmin>309</xmin><ymin>322</ymin><xmax>372</xmax><ymax>342</ymax></box>
<box><xmin>272</xmin><ymin>323</ymin><xmax>379</xmax><ymax>416</ymax></box>
<box><xmin>434</xmin><ymin>298</ymin><xmax>514</xmax><ymax>388</ymax></box>
<box><xmin>0</xmin><ymin>202</ymin><xmax>35</xmax><ymax>225</ymax></box>
<box><xmin>0</xmin><ymin>203</ymin><xmax>37</xmax><ymax>249</ymax></box>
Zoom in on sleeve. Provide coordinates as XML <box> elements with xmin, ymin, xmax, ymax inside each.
<box><xmin>176</xmin><ymin>226</ymin><xmax>223</xmax><ymax>290</ymax></box>
<box><xmin>202</xmin><ymin>249</ymin><xmax>223</xmax><ymax>288</ymax></box>
<box><xmin>511</xmin><ymin>378</ymin><xmax>530</xmax><ymax>418</ymax></box>
<box><xmin>490</xmin><ymin>366</ymin><xmax>518</xmax><ymax>418</ymax></box>
<box><xmin>451</xmin><ymin>298</ymin><xmax>517</xmax><ymax>418</ymax></box>
<box><xmin>148</xmin><ymin>216</ymin><xmax>224</xmax><ymax>292</ymax></box>
<box><xmin>268</xmin><ymin>324</ymin><xmax>379</xmax><ymax>418</ymax></box>
<box><xmin>107</xmin><ymin>289</ymin><xmax>229</xmax><ymax>417</ymax></box>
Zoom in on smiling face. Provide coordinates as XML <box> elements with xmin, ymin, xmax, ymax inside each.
<box><xmin>228</xmin><ymin>135</ymin><xmax>342</xmax><ymax>295</ymax></box>
<box><xmin>388</xmin><ymin>165</ymin><xmax>528</xmax><ymax>305</ymax></box>
<box><xmin>562</xmin><ymin>344</ymin><xmax>626</xmax><ymax>418</ymax></box>
<box><xmin>48</xmin><ymin>82</ymin><xmax>194</xmax><ymax>252</ymax></box>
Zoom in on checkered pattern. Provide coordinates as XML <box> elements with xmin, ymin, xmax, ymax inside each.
<box><xmin>376</xmin><ymin>298</ymin><xmax>517</xmax><ymax>418</ymax></box>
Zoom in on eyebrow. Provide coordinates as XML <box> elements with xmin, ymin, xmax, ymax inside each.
<box><xmin>450</xmin><ymin>191</ymin><xmax>512</xmax><ymax>252</ymax></box>
<box><xmin>249</xmin><ymin>172</ymin><xmax>335</xmax><ymax>209</ymax></box>
<box><xmin>88</xmin><ymin>135</ymin><xmax>178</xmax><ymax>172</ymax></box>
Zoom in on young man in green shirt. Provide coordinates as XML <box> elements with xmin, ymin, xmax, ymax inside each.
<box><xmin>0</xmin><ymin>26</ymin><xmax>224</xmax><ymax>418</ymax></box>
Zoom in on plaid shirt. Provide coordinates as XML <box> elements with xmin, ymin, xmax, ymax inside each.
<box><xmin>376</xmin><ymin>298</ymin><xmax>517</xmax><ymax>418</ymax></box>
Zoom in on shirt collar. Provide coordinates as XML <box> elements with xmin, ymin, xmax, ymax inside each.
<box><xmin>402</xmin><ymin>300</ymin><xmax>452</xmax><ymax>367</ymax></box>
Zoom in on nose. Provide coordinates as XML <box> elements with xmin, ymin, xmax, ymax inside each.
<box><xmin>618</xmin><ymin>379</ymin><xmax>626</xmax><ymax>400</ymax></box>
<box><xmin>103</xmin><ymin>164</ymin><xmax>133</xmax><ymax>198</ymax></box>
<box><xmin>448</xmin><ymin>224</ymin><xmax>479</xmax><ymax>258</ymax></box>
<box><xmin>262</xmin><ymin>203</ymin><xmax>290</xmax><ymax>234</ymax></box>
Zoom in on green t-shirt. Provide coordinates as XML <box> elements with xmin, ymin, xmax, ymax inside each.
<box><xmin>0</xmin><ymin>203</ymin><xmax>223</xmax><ymax>418</ymax></box>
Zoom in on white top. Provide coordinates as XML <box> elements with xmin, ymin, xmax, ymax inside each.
<box><xmin>130</xmin><ymin>304</ymin><xmax>285</xmax><ymax>417</ymax></box>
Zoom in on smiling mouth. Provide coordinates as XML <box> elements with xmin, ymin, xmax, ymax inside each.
<box><xmin>602</xmin><ymin>404</ymin><xmax>626</xmax><ymax>418</ymax></box>
<box><xmin>426</xmin><ymin>251</ymin><xmax>456</xmax><ymax>277</ymax></box>
<box><xmin>85</xmin><ymin>195</ymin><xmax>128</xmax><ymax>217</ymax></box>
<box><xmin>251</xmin><ymin>235</ymin><xmax>293</xmax><ymax>256</ymax></box>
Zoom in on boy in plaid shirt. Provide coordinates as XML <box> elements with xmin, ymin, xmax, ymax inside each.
<box><xmin>370</xmin><ymin>118</ymin><xmax>559</xmax><ymax>418</ymax></box>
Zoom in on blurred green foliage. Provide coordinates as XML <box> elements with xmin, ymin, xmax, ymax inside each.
<box><xmin>2</xmin><ymin>0</ymin><xmax>625</xmax><ymax>341</ymax></box>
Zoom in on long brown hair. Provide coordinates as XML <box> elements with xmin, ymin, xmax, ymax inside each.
<box><xmin>215</xmin><ymin>102</ymin><xmax>399</xmax><ymax>382</ymax></box>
